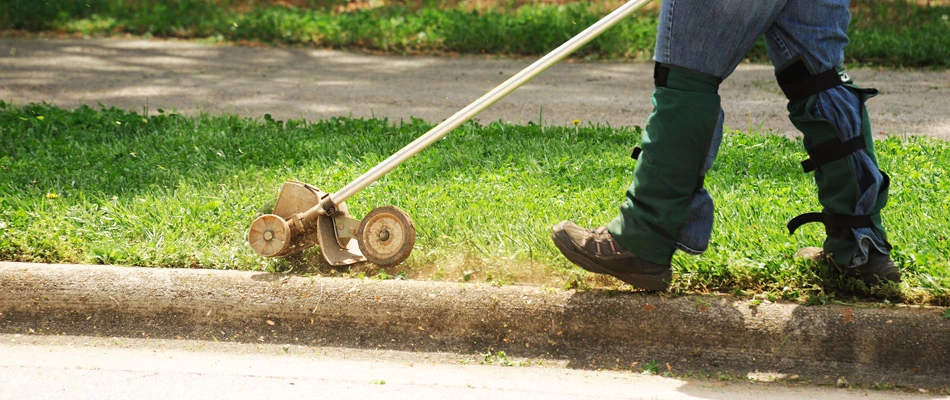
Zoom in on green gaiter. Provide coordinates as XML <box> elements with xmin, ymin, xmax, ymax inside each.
<box><xmin>608</xmin><ymin>66</ymin><xmax>721</xmax><ymax>265</ymax></box>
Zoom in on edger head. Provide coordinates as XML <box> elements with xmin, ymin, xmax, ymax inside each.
<box><xmin>248</xmin><ymin>181</ymin><xmax>415</xmax><ymax>266</ymax></box>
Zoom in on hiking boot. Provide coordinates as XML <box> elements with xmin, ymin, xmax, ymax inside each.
<box><xmin>795</xmin><ymin>247</ymin><xmax>901</xmax><ymax>284</ymax></box>
<box><xmin>551</xmin><ymin>220</ymin><xmax>673</xmax><ymax>291</ymax></box>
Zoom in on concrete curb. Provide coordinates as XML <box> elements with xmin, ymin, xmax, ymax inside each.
<box><xmin>2</xmin><ymin>262</ymin><xmax>949</xmax><ymax>389</ymax></box>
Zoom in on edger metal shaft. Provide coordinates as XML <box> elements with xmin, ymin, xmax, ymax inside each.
<box><xmin>327</xmin><ymin>0</ymin><xmax>653</xmax><ymax>206</ymax></box>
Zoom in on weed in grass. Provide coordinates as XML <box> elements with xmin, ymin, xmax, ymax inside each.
<box><xmin>641</xmin><ymin>359</ymin><xmax>660</xmax><ymax>375</ymax></box>
<box><xmin>804</xmin><ymin>292</ymin><xmax>836</xmax><ymax>307</ymax></box>
<box><xmin>943</xmin><ymin>309</ymin><xmax>950</xmax><ymax>320</ymax></box>
<box><xmin>481</xmin><ymin>350</ymin><xmax>514</xmax><ymax>366</ymax></box>
<box><xmin>870</xmin><ymin>382</ymin><xmax>895</xmax><ymax>391</ymax></box>
<box><xmin>688</xmin><ymin>370</ymin><xmax>712</xmax><ymax>380</ymax></box>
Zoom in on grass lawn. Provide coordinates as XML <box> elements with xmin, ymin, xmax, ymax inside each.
<box><xmin>1</xmin><ymin>102</ymin><xmax>948</xmax><ymax>305</ymax></box>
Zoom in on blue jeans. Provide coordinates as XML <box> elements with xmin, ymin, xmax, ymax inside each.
<box><xmin>653</xmin><ymin>0</ymin><xmax>889</xmax><ymax>266</ymax></box>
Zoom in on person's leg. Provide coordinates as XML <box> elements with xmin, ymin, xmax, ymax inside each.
<box><xmin>673</xmin><ymin>109</ymin><xmax>722</xmax><ymax>255</ymax></box>
<box><xmin>609</xmin><ymin>0</ymin><xmax>787</xmax><ymax>264</ymax></box>
<box><xmin>553</xmin><ymin>0</ymin><xmax>786</xmax><ymax>289</ymax></box>
<box><xmin>766</xmin><ymin>0</ymin><xmax>898</xmax><ymax>282</ymax></box>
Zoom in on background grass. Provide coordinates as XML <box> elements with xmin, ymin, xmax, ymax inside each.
<box><xmin>1</xmin><ymin>0</ymin><xmax>948</xmax><ymax>68</ymax></box>
<box><xmin>1</xmin><ymin>102</ymin><xmax>948</xmax><ymax>305</ymax></box>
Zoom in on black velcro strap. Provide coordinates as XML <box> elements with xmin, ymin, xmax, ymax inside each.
<box><xmin>654</xmin><ymin>63</ymin><xmax>670</xmax><ymax>88</ymax></box>
<box><xmin>631</xmin><ymin>146</ymin><xmax>642</xmax><ymax>160</ymax></box>
<box><xmin>801</xmin><ymin>136</ymin><xmax>866</xmax><ymax>173</ymax></box>
<box><xmin>787</xmin><ymin>212</ymin><xmax>823</xmax><ymax>235</ymax></box>
<box><xmin>776</xmin><ymin>61</ymin><xmax>844</xmax><ymax>102</ymax></box>
<box><xmin>787</xmin><ymin>212</ymin><xmax>874</xmax><ymax>240</ymax></box>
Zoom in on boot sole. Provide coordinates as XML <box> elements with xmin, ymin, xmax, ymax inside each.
<box><xmin>551</xmin><ymin>229</ymin><xmax>672</xmax><ymax>291</ymax></box>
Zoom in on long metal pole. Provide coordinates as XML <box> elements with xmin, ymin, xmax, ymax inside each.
<box><xmin>330</xmin><ymin>0</ymin><xmax>653</xmax><ymax>205</ymax></box>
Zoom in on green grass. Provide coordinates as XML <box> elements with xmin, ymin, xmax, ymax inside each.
<box><xmin>1</xmin><ymin>0</ymin><xmax>948</xmax><ymax>68</ymax></box>
<box><xmin>1</xmin><ymin>102</ymin><xmax>948</xmax><ymax>305</ymax></box>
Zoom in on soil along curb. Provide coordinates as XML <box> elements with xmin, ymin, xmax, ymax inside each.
<box><xmin>1</xmin><ymin>262</ymin><xmax>948</xmax><ymax>388</ymax></box>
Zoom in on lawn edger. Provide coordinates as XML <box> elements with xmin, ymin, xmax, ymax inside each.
<box><xmin>247</xmin><ymin>0</ymin><xmax>654</xmax><ymax>267</ymax></box>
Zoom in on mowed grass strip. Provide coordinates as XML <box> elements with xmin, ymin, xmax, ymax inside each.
<box><xmin>0</xmin><ymin>102</ymin><xmax>947</xmax><ymax>304</ymax></box>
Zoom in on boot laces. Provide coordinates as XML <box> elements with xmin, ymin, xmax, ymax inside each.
<box><xmin>590</xmin><ymin>227</ymin><xmax>621</xmax><ymax>255</ymax></box>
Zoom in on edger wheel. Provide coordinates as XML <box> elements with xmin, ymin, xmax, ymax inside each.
<box><xmin>248</xmin><ymin>214</ymin><xmax>292</xmax><ymax>257</ymax></box>
<box><xmin>357</xmin><ymin>206</ymin><xmax>415</xmax><ymax>266</ymax></box>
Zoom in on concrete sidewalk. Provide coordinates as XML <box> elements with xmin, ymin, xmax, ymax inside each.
<box><xmin>2</xmin><ymin>262</ymin><xmax>948</xmax><ymax>390</ymax></box>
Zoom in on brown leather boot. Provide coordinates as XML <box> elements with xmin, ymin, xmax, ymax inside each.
<box><xmin>552</xmin><ymin>221</ymin><xmax>673</xmax><ymax>291</ymax></box>
<box><xmin>795</xmin><ymin>247</ymin><xmax>900</xmax><ymax>284</ymax></box>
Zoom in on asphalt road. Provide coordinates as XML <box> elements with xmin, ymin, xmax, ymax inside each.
<box><xmin>1</xmin><ymin>37</ymin><xmax>948</xmax><ymax>139</ymax></box>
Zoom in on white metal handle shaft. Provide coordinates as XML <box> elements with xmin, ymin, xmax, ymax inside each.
<box><xmin>330</xmin><ymin>0</ymin><xmax>653</xmax><ymax>205</ymax></box>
